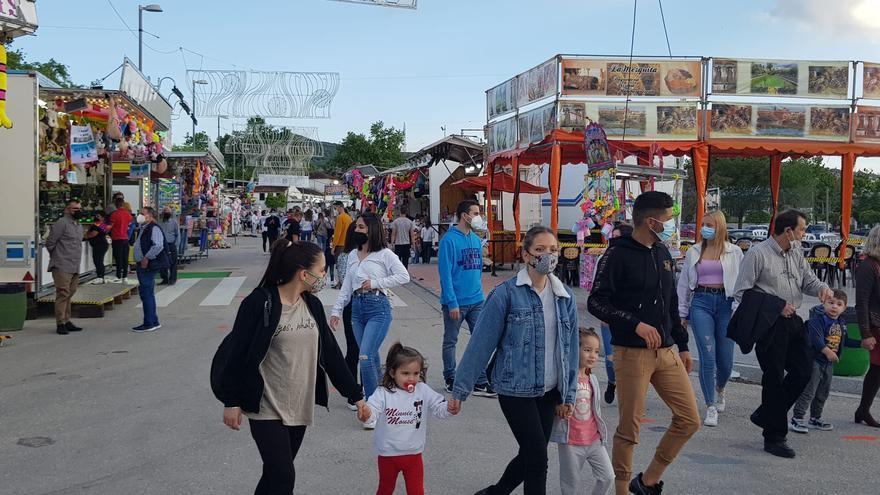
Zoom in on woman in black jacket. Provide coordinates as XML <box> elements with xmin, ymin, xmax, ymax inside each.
<box><xmin>214</xmin><ymin>239</ymin><xmax>368</xmax><ymax>494</ymax></box>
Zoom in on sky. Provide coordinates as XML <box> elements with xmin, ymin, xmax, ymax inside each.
<box><xmin>13</xmin><ymin>0</ymin><xmax>880</xmax><ymax>168</ymax></box>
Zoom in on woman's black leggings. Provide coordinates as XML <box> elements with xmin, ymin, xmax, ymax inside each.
<box><xmin>487</xmin><ymin>389</ymin><xmax>560</xmax><ymax>495</ymax></box>
<box><xmin>249</xmin><ymin>419</ymin><xmax>307</xmax><ymax>495</ymax></box>
<box><xmin>92</xmin><ymin>244</ymin><xmax>108</xmax><ymax>279</ymax></box>
<box><xmin>343</xmin><ymin>302</ymin><xmax>359</xmax><ymax>387</ymax></box>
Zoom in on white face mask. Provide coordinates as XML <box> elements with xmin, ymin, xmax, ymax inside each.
<box><xmin>469</xmin><ymin>214</ymin><xmax>485</xmax><ymax>231</ymax></box>
<box><xmin>136</xmin><ymin>214</ymin><xmax>146</xmax><ymax>224</ymax></box>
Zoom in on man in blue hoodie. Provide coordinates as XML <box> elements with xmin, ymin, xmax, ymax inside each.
<box><xmin>439</xmin><ymin>199</ymin><xmax>496</xmax><ymax>397</ymax></box>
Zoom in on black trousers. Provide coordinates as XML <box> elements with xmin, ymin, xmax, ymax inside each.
<box><xmin>488</xmin><ymin>389</ymin><xmax>560</xmax><ymax>495</ymax></box>
<box><xmin>394</xmin><ymin>244</ymin><xmax>411</xmax><ymax>269</ymax></box>
<box><xmin>421</xmin><ymin>243</ymin><xmax>432</xmax><ymax>264</ymax></box>
<box><xmin>92</xmin><ymin>243</ymin><xmax>108</xmax><ymax>279</ymax></box>
<box><xmin>249</xmin><ymin>419</ymin><xmax>307</xmax><ymax>495</ymax></box>
<box><xmin>262</xmin><ymin>232</ymin><xmax>269</xmax><ymax>252</ymax></box>
<box><xmin>343</xmin><ymin>302</ymin><xmax>359</xmax><ymax>388</ymax></box>
<box><xmin>160</xmin><ymin>243</ymin><xmax>178</xmax><ymax>283</ymax></box>
<box><xmin>111</xmin><ymin>240</ymin><xmax>130</xmax><ymax>279</ymax></box>
<box><xmin>754</xmin><ymin>316</ymin><xmax>812</xmax><ymax>443</ymax></box>
<box><xmin>267</xmin><ymin>233</ymin><xmax>279</xmax><ymax>252</ymax></box>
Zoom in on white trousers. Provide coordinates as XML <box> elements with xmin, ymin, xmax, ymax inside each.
<box><xmin>558</xmin><ymin>442</ymin><xmax>614</xmax><ymax>495</ymax></box>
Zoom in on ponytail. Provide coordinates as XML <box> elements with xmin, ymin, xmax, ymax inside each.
<box><xmin>378</xmin><ymin>341</ymin><xmax>426</xmax><ymax>392</ymax></box>
<box><xmin>258</xmin><ymin>240</ymin><xmax>323</xmax><ymax>288</ymax></box>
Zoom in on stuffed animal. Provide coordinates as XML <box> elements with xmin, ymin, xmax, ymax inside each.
<box><xmin>0</xmin><ymin>44</ymin><xmax>12</xmax><ymax>129</ymax></box>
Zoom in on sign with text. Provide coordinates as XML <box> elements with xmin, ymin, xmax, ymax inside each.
<box><xmin>324</xmin><ymin>184</ymin><xmax>347</xmax><ymax>197</ymax></box>
<box><xmin>69</xmin><ymin>125</ymin><xmax>98</xmax><ymax>164</ymax></box>
<box><xmin>562</xmin><ymin>58</ymin><xmax>701</xmax><ymax>98</ymax></box>
<box><xmin>258</xmin><ymin>174</ymin><xmax>310</xmax><ymax>188</ymax></box>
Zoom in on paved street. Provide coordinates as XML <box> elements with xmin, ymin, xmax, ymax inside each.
<box><xmin>2</xmin><ymin>238</ymin><xmax>878</xmax><ymax>495</ymax></box>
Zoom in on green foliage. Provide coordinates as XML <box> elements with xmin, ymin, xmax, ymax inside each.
<box><xmin>328</xmin><ymin>121</ymin><xmax>405</xmax><ymax>173</ymax></box>
<box><xmin>264</xmin><ymin>193</ymin><xmax>287</xmax><ymax>210</ymax></box>
<box><xmin>5</xmin><ymin>43</ymin><xmax>77</xmax><ymax>88</ymax></box>
<box><xmin>744</xmin><ymin>210</ymin><xmax>772</xmax><ymax>224</ymax></box>
<box><xmin>860</xmin><ymin>210</ymin><xmax>880</xmax><ymax>226</ymax></box>
<box><xmin>175</xmin><ymin>131</ymin><xmax>211</xmax><ymax>151</ymax></box>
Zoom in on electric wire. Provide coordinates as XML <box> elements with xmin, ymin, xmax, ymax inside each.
<box><xmin>621</xmin><ymin>0</ymin><xmax>638</xmax><ymax>141</ymax></box>
<box><xmin>658</xmin><ymin>0</ymin><xmax>673</xmax><ymax>57</ymax></box>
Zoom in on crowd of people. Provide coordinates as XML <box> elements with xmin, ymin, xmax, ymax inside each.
<box><xmin>211</xmin><ymin>193</ymin><xmax>880</xmax><ymax>495</ymax></box>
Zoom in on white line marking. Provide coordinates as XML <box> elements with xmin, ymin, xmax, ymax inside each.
<box><xmin>137</xmin><ymin>278</ymin><xmax>200</xmax><ymax>308</ymax></box>
<box><xmin>200</xmin><ymin>277</ymin><xmax>247</xmax><ymax>306</ymax></box>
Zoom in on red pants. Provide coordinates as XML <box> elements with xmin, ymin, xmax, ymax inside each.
<box><xmin>377</xmin><ymin>453</ymin><xmax>424</xmax><ymax>495</ymax></box>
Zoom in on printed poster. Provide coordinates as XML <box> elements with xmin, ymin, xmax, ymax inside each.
<box><xmin>487</xmin><ymin>78</ymin><xmax>517</xmax><ymax>119</ymax></box>
<box><xmin>598</xmin><ymin>105</ymin><xmax>646</xmax><ymax>137</ymax></box>
<box><xmin>487</xmin><ymin>117</ymin><xmax>517</xmax><ymax>155</ymax></box>
<box><xmin>864</xmin><ymin>63</ymin><xmax>880</xmax><ymax>99</ymax></box>
<box><xmin>807</xmin><ymin>106</ymin><xmax>850</xmax><ymax>140</ymax></box>
<box><xmin>561</xmin><ymin>58</ymin><xmax>701</xmax><ymax>97</ymax></box>
<box><xmin>516</xmin><ymin>59</ymin><xmax>558</xmax><ymax>107</ymax></box>
<box><xmin>69</xmin><ymin>125</ymin><xmax>98</xmax><ymax>164</ymax></box>
<box><xmin>710</xmin><ymin>104</ymin><xmax>753</xmax><ymax>137</ymax></box>
<box><xmin>559</xmin><ymin>101</ymin><xmax>588</xmax><ymax>132</ymax></box>
<box><xmin>129</xmin><ymin>161</ymin><xmax>150</xmax><ymax>179</ymax></box>
<box><xmin>756</xmin><ymin>105</ymin><xmax>805</xmax><ymax>137</ymax></box>
<box><xmin>711</xmin><ymin>59</ymin><xmax>850</xmax><ymax>99</ymax></box>
<box><xmin>854</xmin><ymin>106</ymin><xmax>880</xmax><ymax>142</ymax></box>
<box><xmin>584</xmin><ymin>123</ymin><xmax>612</xmax><ymax>170</ymax></box>
<box><xmin>157</xmin><ymin>178</ymin><xmax>182</xmax><ymax>213</ymax></box>
<box><xmin>516</xmin><ymin>103</ymin><xmax>557</xmax><ymax>148</ymax></box>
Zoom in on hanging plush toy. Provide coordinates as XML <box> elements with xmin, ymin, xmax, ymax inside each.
<box><xmin>0</xmin><ymin>44</ymin><xmax>13</xmax><ymax>129</ymax></box>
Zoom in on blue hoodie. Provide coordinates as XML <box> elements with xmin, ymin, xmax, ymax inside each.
<box><xmin>806</xmin><ymin>304</ymin><xmax>847</xmax><ymax>366</ymax></box>
<box><xmin>438</xmin><ymin>225</ymin><xmax>484</xmax><ymax>308</ymax></box>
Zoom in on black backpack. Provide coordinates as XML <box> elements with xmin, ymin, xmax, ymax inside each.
<box><xmin>209</xmin><ymin>288</ymin><xmax>273</xmax><ymax>404</ymax></box>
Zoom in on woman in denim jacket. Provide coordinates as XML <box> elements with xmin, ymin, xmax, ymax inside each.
<box><xmin>449</xmin><ymin>226</ymin><xmax>580</xmax><ymax>495</ymax></box>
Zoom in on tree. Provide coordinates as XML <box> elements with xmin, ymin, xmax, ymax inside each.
<box><xmin>264</xmin><ymin>193</ymin><xmax>287</xmax><ymax>210</ymax></box>
<box><xmin>744</xmin><ymin>210</ymin><xmax>772</xmax><ymax>224</ymax></box>
<box><xmin>328</xmin><ymin>121</ymin><xmax>405</xmax><ymax>173</ymax></box>
<box><xmin>5</xmin><ymin>44</ymin><xmax>77</xmax><ymax>88</ymax></box>
<box><xmin>176</xmin><ymin>131</ymin><xmax>211</xmax><ymax>151</ymax></box>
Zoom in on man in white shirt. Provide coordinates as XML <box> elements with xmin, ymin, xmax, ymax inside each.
<box><xmin>391</xmin><ymin>209</ymin><xmax>414</xmax><ymax>269</ymax></box>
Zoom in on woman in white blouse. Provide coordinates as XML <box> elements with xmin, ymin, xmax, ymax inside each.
<box><xmin>330</xmin><ymin>212</ymin><xmax>410</xmax><ymax>428</ymax></box>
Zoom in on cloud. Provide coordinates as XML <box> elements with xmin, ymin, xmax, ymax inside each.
<box><xmin>768</xmin><ymin>0</ymin><xmax>880</xmax><ymax>38</ymax></box>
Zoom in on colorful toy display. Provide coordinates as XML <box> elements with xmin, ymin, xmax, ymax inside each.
<box><xmin>0</xmin><ymin>44</ymin><xmax>12</xmax><ymax>129</ymax></box>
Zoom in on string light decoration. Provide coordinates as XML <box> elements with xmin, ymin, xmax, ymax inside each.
<box><xmin>186</xmin><ymin>70</ymin><xmax>340</xmax><ymax>119</ymax></box>
<box><xmin>328</xmin><ymin>0</ymin><xmax>417</xmax><ymax>9</ymax></box>
<box><xmin>224</xmin><ymin>123</ymin><xmax>324</xmax><ymax>176</ymax></box>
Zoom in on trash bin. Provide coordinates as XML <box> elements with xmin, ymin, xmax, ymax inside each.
<box><xmin>0</xmin><ymin>283</ymin><xmax>27</xmax><ymax>331</ymax></box>
<box><xmin>834</xmin><ymin>306</ymin><xmax>869</xmax><ymax>377</ymax></box>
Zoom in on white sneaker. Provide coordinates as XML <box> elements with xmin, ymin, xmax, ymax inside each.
<box><xmin>347</xmin><ymin>402</ymin><xmax>359</xmax><ymax>411</ymax></box>
<box><xmin>704</xmin><ymin>405</ymin><xmax>719</xmax><ymax>427</ymax></box>
<box><xmin>363</xmin><ymin>415</ymin><xmax>377</xmax><ymax>430</ymax></box>
<box><xmin>122</xmin><ymin>277</ymin><xmax>129</xmax><ymax>284</ymax></box>
<box><xmin>715</xmin><ymin>388</ymin><xmax>726</xmax><ymax>413</ymax></box>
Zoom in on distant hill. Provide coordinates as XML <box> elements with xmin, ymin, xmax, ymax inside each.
<box><xmin>311</xmin><ymin>140</ymin><xmax>339</xmax><ymax>169</ymax></box>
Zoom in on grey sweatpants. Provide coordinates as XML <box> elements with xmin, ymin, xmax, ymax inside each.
<box><xmin>558</xmin><ymin>442</ymin><xmax>614</xmax><ymax>495</ymax></box>
<box><xmin>792</xmin><ymin>361</ymin><xmax>833</xmax><ymax>420</ymax></box>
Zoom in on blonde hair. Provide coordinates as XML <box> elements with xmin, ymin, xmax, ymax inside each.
<box><xmin>700</xmin><ymin>210</ymin><xmax>728</xmax><ymax>259</ymax></box>
<box><xmin>864</xmin><ymin>226</ymin><xmax>880</xmax><ymax>260</ymax></box>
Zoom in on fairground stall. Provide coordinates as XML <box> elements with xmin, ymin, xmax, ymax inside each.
<box><xmin>484</xmin><ymin>55</ymin><xmax>880</xmax><ymax>288</ymax></box>
<box><xmin>0</xmin><ymin>71</ymin><xmax>171</xmax><ymax>294</ymax></box>
<box><xmin>162</xmin><ymin>148</ymin><xmax>226</xmax><ymax>257</ymax></box>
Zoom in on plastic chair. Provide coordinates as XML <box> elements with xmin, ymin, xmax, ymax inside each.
<box><xmin>736</xmin><ymin>238</ymin><xmax>752</xmax><ymax>252</ymax></box>
<box><xmin>558</xmin><ymin>246</ymin><xmax>581</xmax><ymax>287</ymax></box>
<box><xmin>828</xmin><ymin>243</ymin><xmax>856</xmax><ymax>287</ymax></box>
<box><xmin>808</xmin><ymin>243</ymin><xmax>832</xmax><ymax>282</ymax></box>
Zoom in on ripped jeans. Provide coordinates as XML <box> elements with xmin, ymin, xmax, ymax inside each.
<box><xmin>352</xmin><ymin>292</ymin><xmax>393</xmax><ymax>399</ymax></box>
<box><xmin>688</xmin><ymin>290</ymin><xmax>734</xmax><ymax>407</ymax></box>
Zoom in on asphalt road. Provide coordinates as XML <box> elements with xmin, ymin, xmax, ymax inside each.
<box><xmin>1</xmin><ymin>237</ymin><xmax>877</xmax><ymax>495</ymax></box>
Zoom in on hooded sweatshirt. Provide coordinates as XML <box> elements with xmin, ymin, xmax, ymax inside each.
<box><xmin>438</xmin><ymin>225</ymin><xmax>484</xmax><ymax>309</ymax></box>
<box><xmin>806</xmin><ymin>304</ymin><xmax>847</xmax><ymax>366</ymax></box>
<box><xmin>587</xmin><ymin>235</ymin><xmax>689</xmax><ymax>352</ymax></box>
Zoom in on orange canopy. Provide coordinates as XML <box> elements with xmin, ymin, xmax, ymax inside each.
<box><xmin>452</xmin><ymin>170</ymin><xmax>549</xmax><ymax>194</ymax></box>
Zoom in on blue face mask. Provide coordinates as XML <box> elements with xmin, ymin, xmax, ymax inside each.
<box><xmin>650</xmin><ymin>217</ymin><xmax>676</xmax><ymax>242</ymax></box>
<box><xmin>700</xmin><ymin>226</ymin><xmax>716</xmax><ymax>240</ymax></box>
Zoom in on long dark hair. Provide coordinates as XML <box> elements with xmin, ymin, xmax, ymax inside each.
<box><xmin>358</xmin><ymin>212</ymin><xmax>386</xmax><ymax>253</ymax></box>
<box><xmin>343</xmin><ymin>220</ymin><xmax>360</xmax><ymax>253</ymax></box>
<box><xmin>379</xmin><ymin>342</ymin><xmax>427</xmax><ymax>393</ymax></box>
<box><xmin>259</xmin><ymin>240</ymin><xmax>323</xmax><ymax>288</ymax></box>
<box><xmin>522</xmin><ymin>225</ymin><xmax>556</xmax><ymax>252</ymax></box>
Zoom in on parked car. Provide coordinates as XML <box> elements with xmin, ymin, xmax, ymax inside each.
<box><xmin>750</xmin><ymin>229</ymin><xmax>768</xmax><ymax>240</ymax></box>
<box><xmin>806</xmin><ymin>224</ymin><xmax>829</xmax><ymax>234</ymax></box>
<box><xmin>728</xmin><ymin>229</ymin><xmax>754</xmax><ymax>242</ymax></box>
<box><xmin>853</xmin><ymin>228</ymin><xmax>872</xmax><ymax>237</ymax></box>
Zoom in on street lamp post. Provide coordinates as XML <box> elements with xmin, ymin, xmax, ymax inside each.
<box><xmin>192</xmin><ymin>79</ymin><xmax>208</xmax><ymax>149</ymax></box>
<box><xmin>138</xmin><ymin>4</ymin><xmax>163</xmax><ymax>72</ymax></box>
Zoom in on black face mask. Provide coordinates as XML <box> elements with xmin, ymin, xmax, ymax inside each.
<box><xmin>71</xmin><ymin>210</ymin><xmax>83</xmax><ymax>220</ymax></box>
<box><xmin>162</xmin><ymin>213</ymin><xmax>172</xmax><ymax>220</ymax></box>
<box><xmin>352</xmin><ymin>231</ymin><xmax>369</xmax><ymax>247</ymax></box>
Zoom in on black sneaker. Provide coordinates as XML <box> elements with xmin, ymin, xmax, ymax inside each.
<box><xmin>629</xmin><ymin>472</ymin><xmax>663</xmax><ymax>494</ymax></box>
<box><xmin>764</xmin><ymin>440</ymin><xmax>796</xmax><ymax>458</ymax></box>
<box><xmin>473</xmin><ymin>383</ymin><xmax>498</xmax><ymax>398</ymax></box>
<box><xmin>604</xmin><ymin>382</ymin><xmax>616</xmax><ymax>404</ymax></box>
<box><xmin>444</xmin><ymin>378</ymin><xmax>454</xmax><ymax>394</ymax></box>
<box><xmin>56</xmin><ymin>324</ymin><xmax>69</xmax><ymax>335</ymax></box>
<box><xmin>65</xmin><ymin>321</ymin><xmax>83</xmax><ymax>332</ymax></box>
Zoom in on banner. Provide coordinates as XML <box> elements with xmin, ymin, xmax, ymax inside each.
<box><xmin>324</xmin><ymin>184</ymin><xmax>347</xmax><ymax>197</ymax></box>
<box><xmin>516</xmin><ymin>102</ymin><xmax>557</xmax><ymax>148</ymax></box>
<box><xmin>516</xmin><ymin>59</ymin><xmax>558</xmax><ymax>107</ymax></box>
<box><xmin>711</xmin><ymin>59</ymin><xmax>850</xmax><ymax>99</ymax></box>
<box><xmin>157</xmin><ymin>178</ymin><xmax>181</xmax><ymax>213</ymax></box>
<box><xmin>487</xmin><ymin>117</ymin><xmax>517</xmax><ymax>155</ymax></box>
<box><xmin>559</xmin><ymin>101</ymin><xmax>699</xmax><ymax>140</ymax></box>
<box><xmin>561</xmin><ymin>58</ymin><xmax>701</xmax><ymax>97</ymax></box>
<box><xmin>854</xmin><ymin>106</ymin><xmax>880</xmax><ymax>142</ymax></box>
<box><xmin>258</xmin><ymin>174</ymin><xmax>309</xmax><ymax>188</ymax></box>
<box><xmin>129</xmin><ymin>161</ymin><xmax>150</xmax><ymax>179</ymax></box>
<box><xmin>864</xmin><ymin>63</ymin><xmax>880</xmax><ymax>99</ymax></box>
<box><xmin>487</xmin><ymin>78</ymin><xmax>517</xmax><ymax>120</ymax></box>
<box><xmin>69</xmin><ymin>125</ymin><xmax>98</xmax><ymax>164</ymax></box>
<box><xmin>710</xmin><ymin>103</ymin><xmax>850</xmax><ymax>141</ymax></box>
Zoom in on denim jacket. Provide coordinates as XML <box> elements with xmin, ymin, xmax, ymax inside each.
<box><xmin>549</xmin><ymin>373</ymin><xmax>609</xmax><ymax>446</ymax></box>
<box><xmin>452</xmin><ymin>269</ymin><xmax>580</xmax><ymax>404</ymax></box>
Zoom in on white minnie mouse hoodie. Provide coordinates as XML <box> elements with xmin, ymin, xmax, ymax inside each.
<box><xmin>366</xmin><ymin>382</ymin><xmax>453</xmax><ymax>456</ymax></box>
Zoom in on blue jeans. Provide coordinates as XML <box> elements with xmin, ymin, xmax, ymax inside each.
<box><xmin>352</xmin><ymin>292</ymin><xmax>393</xmax><ymax>398</ymax></box>
<box><xmin>316</xmin><ymin>234</ymin><xmax>327</xmax><ymax>250</ymax></box>
<box><xmin>442</xmin><ymin>303</ymin><xmax>488</xmax><ymax>384</ymax></box>
<box><xmin>301</xmin><ymin>231</ymin><xmax>312</xmax><ymax>242</ymax></box>
<box><xmin>136</xmin><ymin>267</ymin><xmax>159</xmax><ymax>327</ymax></box>
<box><xmin>601</xmin><ymin>323</ymin><xmax>615</xmax><ymax>385</ymax></box>
<box><xmin>688</xmin><ymin>291</ymin><xmax>734</xmax><ymax>407</ymax></box>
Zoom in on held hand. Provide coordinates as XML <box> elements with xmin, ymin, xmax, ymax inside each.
<box><xmin>558</xmin><ymin>404</ymin><xmax>574</xmax><ymax>419</ymax></box>
<box><xmin>555</xmin><ymin>404</ymin><xmax>566</xmax><ymax>418</ymax></box>
<box><xmin>223</xmin><ymin>407</ymin><xmax>242</xmax><ymax>431</ymax></box>
<box><xmin>781</xmin><ymin>303</ymin><xmax>796</xmax><ymax>318</ymax></box>
<box><xmin>329</xmin><ymin>315</ymin><xmax>340</xmax><ymax>331</ymax></box>
<box><xmin>361</xmin><ymin>280</ymin><xmax>372</xmax><ymax>291</ymax></box>
<box><xmin>863</xmin><ymin>337</ymin><xmax>877</xmax><ymax>351</ymax></box>
<box><xmin>680</xmin><ymin>351</ymin><xmax>693</xmax><ymax>374</ymax></box>
<box><xmin>818</xmin><ymin>287</ymin><xmax>835</xmax><ymax>304</ymax></box>
<box><xmin>681</xmin><ymin>319</ymin><xmax>688</xmax><ymax>331</ymax></box>
<box><xmin>139</xmin><ymin>258</ymin><xmax>149</xmax><ymax>269</ymax></box>
<box><xmin>448</xmin><ymin>308</ymin><xmax>461</xmax><ymax>321</ymax></box>
<box><xmin>635</xmin><ymin>322</ymin><xmax>662</xmax><ymax>349</ymax></box>
<box><xmin>829</xmin><ymin>352</ymin><xmax>840</xmax><ymax>364</ymax></box>
<box><xmin>356</xmin><ymin>400</ymin><xmax>371</xmax><ymax>422</ymax></box>
<box><xmin>448</xmin><ymin>398</ymin><xmax>461</xmax><ymax>415</ymax></box>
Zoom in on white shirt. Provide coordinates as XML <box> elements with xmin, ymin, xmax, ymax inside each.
<box><xmin>367</xmin><ymin>382</ymin><xmax>453</xmax><ymax>456</ymax></box>
<box><xmin>420</xmin><ymin>226</ymin><xmax>436</xmax><ymax>243</ymax></box>
<box><xmin>331</xmin><ymin>248</ymin><xmax>410</xmax><ymax>317</ymax></box>
<box><xmin>539</xmin><ymin>284</ymin><xmax>558</xmax><ymax>392</ymax></box>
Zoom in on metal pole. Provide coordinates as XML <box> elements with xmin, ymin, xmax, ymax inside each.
<box><xmin>138</xmin><ymin>7</ymin><xmax>143</xmax><ymax>71</ymax></box>
<box><xmin>192</xmin><ymin>79</ymin><xmax>196</xmax><ymax>149</ymax></box>
<box><xmin>217</xmin><ymin>115</ymin><xmax>221</xmax><ymax>141</ymax></box>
